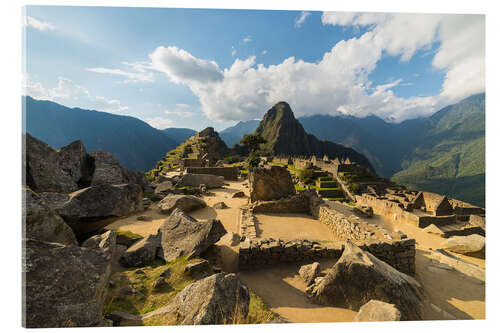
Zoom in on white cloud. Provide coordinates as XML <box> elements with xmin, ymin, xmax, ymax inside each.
<box><xmin>164</xmin><ymin>109</ymin><xmax>194</xmax><ymax>117</ymax></box>
<box><xmin>231</xmin><ymin>48</ymin><xmax>237</xmax><ymax>57</ymax></box>
<box><xmin>149</xmin><ymin>46</ymin><xmax>223</xmax><ymax>85</ymax></box>
<box><xmin>23</xmin><ymin>75</ymin><xmax>129</xmax><ymax>114</ymax></box>
<box><xmin>242</xmin><ymin>36</ymin><xmax>252</xmax><ymax>44</ymax></box>
<box><xmin>175</xmin><ymin>103</ymin><xmax>190</xmax><ymax>108</ymax></box>
<box><xmin>262</xmin><ymin>50</ymin><xmax>268</xmax><ymax>55</ymax></box>
<box><xmin>23</xmin><ymin>16</ymin><xmax>55</xmax><ymax>31</ymax></box>
<box><xmin>295</xmin><ymin>11</ymin><xmax>311</xmax><ymax>28</ymax></box>
<box><xmin>86</xmin><ymin>67</ymin><xmax>154</xmax><ymax>83</ymax></box>
<box><xmin>144</xmin><ymin>117</ymin><xmax>174</xmax><ymax>129</ymax></box>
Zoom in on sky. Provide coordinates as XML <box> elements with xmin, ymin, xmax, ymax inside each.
<box><xmin>23</xmin><ymin>6</ymin><xmax>485</xmax><ymax>131</ymax></box>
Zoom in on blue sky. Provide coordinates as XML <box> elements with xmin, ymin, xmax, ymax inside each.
<box><xmin>23</xmin><ymin>6</ymin><xmax>484</xmax><ymax>130</ymax></box>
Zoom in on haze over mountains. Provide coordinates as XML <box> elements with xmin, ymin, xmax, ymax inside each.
<box><xmin>23</xmin><ymin>93</ymin><xmax>485</xmax><ymax>206</ymax></box>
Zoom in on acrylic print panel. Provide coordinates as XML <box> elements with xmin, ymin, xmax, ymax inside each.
<box><xmin>22</xmin><ymin>4</ymin><xmax>485</xmax><ymax>328</ymax></box>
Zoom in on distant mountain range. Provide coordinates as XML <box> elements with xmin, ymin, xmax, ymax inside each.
<box><xmin>254</xmin><ymin>101</ymin><xmax>374</xmax><ymax>170</ymax></box>
<box><xmin>219</xmin><ymin>94</ymin><xmax>485</xmax><ymax>206</ymax></box>
<box><xmin>219</xmin><ymin>120</ymin><xmax>260</xmax><ymax>148</ymax></box>
<box><xmin>23</xmin><ymin>96</ymin><xmax>178</xmax><ymax>172</ymax></box>
<box><xmin>161</xmin><ymin>128</ymin><xmax>197</xmax><ymax>144</ymax></box>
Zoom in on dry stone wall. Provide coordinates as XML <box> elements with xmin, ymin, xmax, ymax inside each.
<box><xmin>185</xmin><ymin>167</ymin><xmax>238</xmax><ymax>181</ymax></box>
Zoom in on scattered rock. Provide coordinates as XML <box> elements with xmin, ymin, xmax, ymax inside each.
<box><xmin>299</xmin><ymin>262</ymin><xmax>321</xmax><ymax>286</ymax></box>
<box><xmin>248</xmin><ymin>166</ymin><xmax>295</xmax><ymax>202</ymax></box>
<box><xmin>152</xmin><ymin>277</ymin><xmax>168</xmax><ymax>290</ymax></box>
<box><xmin>51</xmin><ymin>184</ymin><xmax>143</xmax><ymax>236</ymax></box>
<box><xmin>307</xmin><ymin>241</ymin><xmax>423</xmax><ymax>320</ymax></box>
<box><xmin>82</xmin><ymin>230</ymin><xmax>117</xmax><ymax>260</ymax></box>
<box><xmin>25</xmin><ymin>134</ymin><xmax>79</xmax><ymax>193</ymax></box>
<box><xmin>136</xmin><ymin>215</ymin><xmax>152</xmax><ymax>221</ymax></box>
<box><xmin>442</xmin><ymin>234</ymin><xmax>485</xmax><ymax>256</ymax></box>
<box><xmin>121</xmin><ymin>234</ymin><xmax>159</xmax><ymax>267</ymax></box>
<box><xmin>118</xmin><ymin>285</ymin><xmax>138</xmax><ymax>296</ymax></box>
<box><xmin>213</xmin><ymin>201</ymin><xmax>228</xmax><ymax>209</ymax></box>
<box><xmin>154</xmin><ymin>181</ymin><xmax>174</xmax><ymax>197</ymax></box>
<box><xmin>24</xmin><ymin>187</ymin><xmax>77</xmax><ymax>246</ymax></box>
<box><xmin>159</xmin><ymin>267</ymin><xmax>171</xmax><ymax>278</ymax></box>
<box><xmin>176</xmin><ymin>173</ymin><xmax>225</xmax><ymax>188</ymax></box>
<box><xmin>157</xmin><ymin>209</ymin><xmax>227</xmax><ymax>261</ymax></box>
<box><xmin>24</xmin><ymin>238</ymin><xmax>112</xmax><ymax>328</ymax></box>
<box><xmin>141</xmin><ymin>273</ymin><xmax>250</xmax><ymax>325</ymax></box>
<box><xmin>105</xmin><ymin>311</ymin><xmax>142</xmax><ymax>326</ymax></box>
<box><xmin>354</xmin><ymin>300</ymin><xmax>402</xmax><ymax>322</ymax></box>
<box><xmin>356</xmin><ymin>205</ymin><xmax>374</xmax><ymax>217</ymax></box>
<box><xmin>231</xmin><ymin>191</ymin><xmax>245</xmax><ymax>198</ymax></box>
<box><xmin>220</xmin><ymin>231</ymin><xmax>240</xmax><ymax>246</ymax></box>
<box><xmin>158</xmin><ymin>195</ymin><xmax>207</xmax><ymax>214</ymax></box>
<box><xmin>184</xmin><ymin>260</ymin><xmax>211</xmax><ymax>276</ymax></box>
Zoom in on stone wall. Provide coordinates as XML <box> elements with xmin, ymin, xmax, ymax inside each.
<box><xmin>181</xmin><ymin>159</ymin><xmax>204</xmax><ymax>168</ymax></box>
<box><xmin>238</xmin><ymin>238</ymin><xmax>344</xmax><ymax>269</ymax></box>
<box><xmin>356</xmin><ymin>193</ymin><xmax>457</xmax><ymax>228</ymax></box>
<box><xmin>185</xmin><ymin>167</ymin><xmax>238</xmax><ymax>181</ymax></box>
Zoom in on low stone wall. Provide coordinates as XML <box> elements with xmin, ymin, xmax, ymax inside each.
<box><xmin>317</xmin><ymin>189</ymin><xmax>344</xmax><ymax>197</ymax></box>
<box><xmin>181</xmin><ymin>159</ymin><xmax>204</xmax><ymax>168</ymax></box>
<box><xmin>239</xmin><ymin>208</ymin><xmax>257</xmax><ymax>240</ymax></box>
<box><xmin>238</xmin><ymin>238</ymin><xmax>344</xmax><ymax>269</ymax></box>
<box><xmin>360</xmin><ymin>238</ymin><xmax>416</xmax><ymax>274</ymax></box>
<box><xmin>419</xmin><ymin>215</ymin><xmax>457</xmax><ymax>228</ymax></box>
<box><xmin>185</xmin><ymin>167</ymin><xmax>238</xmax><ymax>181</ymax></box>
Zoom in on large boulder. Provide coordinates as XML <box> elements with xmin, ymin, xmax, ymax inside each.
<box><xmin>176</xmin><ymin>173</ymin><xmax>224</xmax><ymax>188</ymax></box>
<box><xmin>51</xmin><ymin>184</ymin><xmax>143</xmax><ymax>236</ymax></box>
<box><xmin>248</xmin><ymin>166</ymin><xmax>295</xmax><ymax>202</ymax></box>
<box><xmin>121</xmin><ymin>234</ymin><xmax>160</xmax><ymax>267</ymax></box>
<box><xmin>299</xmin><ymin>262</ymin><xmax>321</xmax><ymax>286</ymax></box>
<box><xmin>56</xmin><ymin>140</ymin><xmax>94</xmax><ymax>188</ymax></box>
<box><xmin>82</xmin><ymin>230</ymin><xmax>117</xmax><ymax>260</ymax></box>
<box><xmin>23</xmin><ymin>238</ymin><xmax>112</xmax><ymax>327</ymax></box>
<box><xmin>24</xmin><ymin>134</ymin><xmax>78</xmax><ymax>193</ymax></box>
<box><xmin>354</xmin><ymin>300</ymin><xmax>402</xmax><ymax>322</ymax></box>
<box><xmin>154</xmin><ymin>181</ymin><xmax>174</xmax><ymax>197</ymax></box>
<box><xmin>157</xmin><ymin>209</ymin><xmax>227</xmax><ymax>261</ymax></box>
<box><xmin>158</xmin><ymin>195</ymin><xmax>207</xmax><ymax>214</ymax></box>
<box><xmin>307</xmin><ymin>241</ymin><xmax>423</xmax><ymax>321</ymax></box>
<box><xmin>442</xmin><ymin>234</ymin><xmax>485</xmax><ymax>256</ymax></box>
<box><xmin>24</xmin><ymin>187</ymin><xmax>77</xmax><ymax>246</ymax></box>
<box><xmin>141</xmin><ymin>273</ymin><xmax>249</xmax><ymax>325</ymax></box>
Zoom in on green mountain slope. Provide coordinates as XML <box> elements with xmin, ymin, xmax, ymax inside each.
<box><xmin>392</xmin><ymin>93</ymin><xmax>485</xmax><ymax>207</ymax></box>
<box><xmin>23</xmin><ymin>96</ymin><xmax>178</xmax><ymax>172</ymax></box>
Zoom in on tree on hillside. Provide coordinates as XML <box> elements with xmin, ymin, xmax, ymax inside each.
<box><xmin>239</xmin><ymin>134</ymin><xmax>267</xmax><ymax>153</ymax></box>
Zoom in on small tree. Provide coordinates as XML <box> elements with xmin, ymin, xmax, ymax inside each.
<box><xmin>239</xmin><ymin>134</ymin><xmax>267</xmax><ymax>153</ymax></box>
<box><xmin>246</xmin><ymin>151</ymin><xmax>261</xmax><ymax>169</ymax></box>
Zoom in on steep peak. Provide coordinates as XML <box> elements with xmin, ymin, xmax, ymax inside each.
<box><xmin>198</xmin><ymin>127</ymin><xmax>216</xmax><ymax>137</ymax></box>
<box><xmin>263</xmin><ymin>101</ymin><xmax>296</xmax><ymax>123</ymax></box>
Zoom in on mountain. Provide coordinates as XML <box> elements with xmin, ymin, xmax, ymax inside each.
<box><xmin>161</xmin><ymin>128</ymin><xmax>197</xmax><ymax>144</ymax></box>
<box><xmin>220</xmin><ymin>120</ymin><xmax>260</xmax><ymax>147</ymax></box>
<box><xmin>392</xmin><ymin>93</ymin><xmax>485</xmax><ymax>207</ymax></box>
<box><xmin>23</xmin><ymin>96</ymin><xmax>178</xmax><ymax>172</ymax></box>
<box><xmin>255</xmin><ymin>101</ymin><xmax>374</xmax><ymax>170</ymax></box>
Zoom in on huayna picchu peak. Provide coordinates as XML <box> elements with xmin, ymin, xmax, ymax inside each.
<box><xmin>255</xmin><ymin>101</ymin><xmax>374</xmax><ymax>171</ymax></box>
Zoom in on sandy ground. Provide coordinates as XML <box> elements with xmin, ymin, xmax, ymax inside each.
<box><xmin>106</xmin><ymin>179</ymin><xmax>485</xmax><ymax>322</ymax></box>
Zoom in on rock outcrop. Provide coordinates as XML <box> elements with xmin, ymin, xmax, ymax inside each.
<box><xmin>24</xmin><ymin>187</ymin><xmax>77</xmax><ymax>246</ymax></box>
<box><xmin>56</xmin><ymin>140</ymin><xmax>94</xmax><ymax>188</ymax></box>
<box><xmin>307</xmin><ymin>241</ymin><xmax>423</xmax><ymax>320</ymax></box>
<box><xmin>157</xmin><ymin>209</ymin><xmax>227</xmax><ymax>261</ymax></box>
<box><xmin>141</xmin><ymin>273</ymin><xmax>249</xmax><ymax>325</ymax></box>
<box><xmin>121</xmin><ymin>234</ymin><xmax>160</xmax><ymax>267</ymax></box>
<box><xmin>90</xmin><ymin>150</ymin><xmax>146</xmax><ymax>188</ymax></box>
<box><xmin>158</xmin><ymin>195</ymin><xmax>207</xmax><ymax>214</ymax></box>
<box><xmin>299</xmin><ymin>262</ymin><xmax>321</xmax><ymax>286</ymax></box>
<box><xmin>23</xmin><ymin>238</ymin><xmax>112</xmax><ymax>327</ymax></box>
<box><xmin>176</xmin><ymin>173</ymin><xmax>225</xmax><ymax>188</ymax></box>
<box><xmin>50</xmin><ymin>184</ymin><xmax>143</xmax><ymax>236</ymax></box>
<box><xmin>442</xmin><ymin>234</ymin><xmax>485</xmax><ymax>256</ymax></box>
<box><xmin>82</xmin><ymin>230</ymin><xmax>117</xmax><ymax>260</ymax></box>
<box><xmin>354</xmin><ymin>300</ymin><xmax>402</xmax><ymax>322</ymax></box>
<box><xmin>248</xmin><ymin>166</ymin><xmax>295</xmax><ymax>202</ymax></box>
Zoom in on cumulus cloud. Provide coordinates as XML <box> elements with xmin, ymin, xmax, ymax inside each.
<box><xmin>23</xmin><ymin>75</ymin><xmax>128</xmax><ymax>114</ymax></box>
<box><xmin>241</xmin><ymin>36</ymin><xmax>252</xmax><ymax>44</ymax></box>
<box><xmin>137</xmin><ymin>13</ymin><xmax>483</xmax><ymax>123</ymax></box>
<box><xmin>164</xmin><ymin>109</ymin><xmax>194</xmax><ymax>117</ymax></box>
<box><xmin>23</xmin><ymin>16</ymin><xmax>56</xmax><ymax>31</ymax></box>
<box><xmin>144</xmin><ymin>117</ymin><xmax>174</xmax><ymax>129</ymax></box>
<box><xmin>262</xmin><ymin>50</ymin><xmax>268</xmax><ymax>55</ymax></box>
<box><xmin>295</xmin><ymin>11</ymin><xmax>311</xmax><ymax>28</ymax></box>
<box><xmin>149</xmin><ymin>46</ymin><xmax>223</xmax><ymax>85</ymax></box>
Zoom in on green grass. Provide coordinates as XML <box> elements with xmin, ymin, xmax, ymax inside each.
<box><xmin>294</xmin><ymin>184</ymin><xmax>306</xmax><ymax>191</ymax></box>
<box><xmin>326</xmin><ymin>197</ymin><xmax>345</xmax><ymax>201</ymax></box>
<box><xmin>115</xmin><ymin>229</ymin><xmax>143</xmax><ymax>240</ymax></box>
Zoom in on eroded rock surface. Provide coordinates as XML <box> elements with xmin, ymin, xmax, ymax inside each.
<box><xmin>157</xmin><ymin>209</ymin><xmax>227</xmax><ymax>261</ymax></box>
<box><xmin>158</xmin><ymin>195</ymin><xmax>206</xmax><ymax>214</ymax></box>
<box><xmin>248</xmin><ymin>166</ymin><xmax>295</xmax><ymax>202</ymax></box>
<box><xmin>121</xmin><ymin>234</ymin><xmax>160</xmax><ymax>267</ymax></box>
<box><xmin>354</xmin><ymin>300</ymin><xmax>402</xmax><ymax>322</ymax></box>
<box><xmin>299</xmin><ymin>262</ymin><xmax>321</xmax><ymax>286</ymax></box>
<box><xmin>442</xmin><ymin>234</ymin><xmax>485</xmax><ymax>256</ymax></box>
<box><xmin>307</xmin><ymin>241</ymin><xmax>423</xmax><ymax>320</ymax></box>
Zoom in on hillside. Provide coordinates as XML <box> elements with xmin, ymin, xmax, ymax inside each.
<box><xmin>255</xmin><ymin>102</ymin><xmax>374</xmax><ymax>170</ymax></box>
<box><xmin>392</xmin><ymin>93</ymin><xmax>485</xmax><ymax>207</ymax></box>
<box><xmin>220</xmin><ymin>120</ymin><xmax>260</xmax><ymax>147</ymax></box>
<box><xmin>162</xmin><ymin>128</ymin><xmax>197</xmax><ymax>144</ymax></box>
<box><xmin>23</xmin><ymin>96</ymin><xmax>178</xmax><ymax>171</ymax></box>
